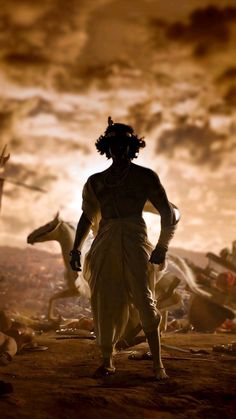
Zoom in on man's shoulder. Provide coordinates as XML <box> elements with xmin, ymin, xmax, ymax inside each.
<box><xmin>86</xmin><ymin>169</ymin><xmax>108</xmax><ymax>185</ymax></box>
<box><xmin>131</xmin><ymin>163</ymin><xmax>159</xmax><ymax>179</ymax></box>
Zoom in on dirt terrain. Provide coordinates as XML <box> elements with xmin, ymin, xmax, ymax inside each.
<box><xmin>0</xmin><ymin>246</ymin><xmax>235</xmax><ymax>418</ymax></box>
<box><xmin>0</xmin><ymin>246</ymin><xmax>90</xmax><ymax>319</ymax></box>
<box><xmin>0</xmin><ymin>332</ymin><xmax>236</xmax><ymax>419</ymax></box>
<box><xmin>0</xmin><ymin>245</ymin><xmax>206</xmax><ymax>320</ymax></box>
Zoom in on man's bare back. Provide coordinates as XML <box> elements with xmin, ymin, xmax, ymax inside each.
<box><xmin>89</xmin><ymin>163</ymin><xmax>174</xmax><ymax>224</ymax></box>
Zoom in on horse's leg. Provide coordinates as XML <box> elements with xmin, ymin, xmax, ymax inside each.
<box><xmin>159</xmin><ymin>310</ymin><xmax>168</xmax><ymax>332</ymax></box>
<box><xmin>48</xmin><ymin>288</ymin><xmax>78</xmax><ymax>321</ymax></box>
<box><xmin>116</xmin><ymin>306</ymin><xmax>144</xmax><ymax>350</ymax></box>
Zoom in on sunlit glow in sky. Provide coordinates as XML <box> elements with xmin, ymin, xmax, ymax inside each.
<box><xmin>0</xmin><ymin>0</ymin><xmax>235</xmax><ymax>255</ymax></box>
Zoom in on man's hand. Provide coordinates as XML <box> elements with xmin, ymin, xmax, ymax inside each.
<box><xmin>69</xmin><ymin>249</ymin><xmax>82</xmax><ymax>272</ymax></box>
<box><xmin>149</xmin><ymin>245</ymin><xmax>166</xmax><ymax>265</ymax></box>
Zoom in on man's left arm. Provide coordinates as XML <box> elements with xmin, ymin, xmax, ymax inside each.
<box><xmin>147</xmin><ymin>171</ymin><xmax>180</xmax><ymax>265</ymax></box>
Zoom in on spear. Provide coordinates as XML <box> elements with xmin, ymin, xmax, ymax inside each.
<box><xmin>0</xmin><ymin>145</ymin><xmax>10</xmax><ymax>168</ymax></box>
<box><xmin>0</xmin><ymin>145</ymin><xmax>10</xmax><ymax>210</ymax></box>
<box><xmin>3</xmin><ymin>178</ymin><xmax>47</xmax><ymax>193</ymax></box>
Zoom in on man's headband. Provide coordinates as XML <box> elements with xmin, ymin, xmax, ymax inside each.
<box><xmin>105</xmin><ymin>116</ymin><xmax>133</xmax><ymax>138</ymax></box>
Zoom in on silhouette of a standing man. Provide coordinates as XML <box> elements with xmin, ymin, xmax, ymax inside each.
<box><xmin>70</xmin><ymin>117</ymin><xmax>179</xmax><ymax>379</ymax></box>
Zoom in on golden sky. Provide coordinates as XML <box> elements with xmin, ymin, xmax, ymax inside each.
<box><xmin>0</xmin><ymin>0</ymin><xmax>235</xmax><ymax>253</ymax></box>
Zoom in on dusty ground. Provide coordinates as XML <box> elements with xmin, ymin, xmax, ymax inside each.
<box><xmin>0</xmin><ymin>247</ymin><xmax>235</xmax><ymax>418</ymax></box>
<box><xmin>0</xmin><ymin>332</ymin><xmax>236</xmax><ymax>419</ymax></box>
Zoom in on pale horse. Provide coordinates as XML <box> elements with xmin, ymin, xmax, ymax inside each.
<box><xmin>27</xmin><ymin>213</ymin><xmax>91</xmax><ymax>321</ymax></box>
<box><xmin>27</xmin><ymin>208</ymin><xmax>206</xmax><ymax>327</ymax></box>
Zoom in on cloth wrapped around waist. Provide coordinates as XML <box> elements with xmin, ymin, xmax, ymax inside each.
<box><xmin>83</xmin><ymin>216</ymin><xmax>158</xmax><ymax>344</ymax></box>
<box><xmin>83</xmin><ymin>216</ymin><xmax>155</xmax><ymax>294</ymax></box>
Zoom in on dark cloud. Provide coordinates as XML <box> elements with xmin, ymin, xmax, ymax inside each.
<box><xmin>216</xmin><ymin>66</ymin><xmax>236</xmax><ymax>84</ymax></box>
<box><xmin>26</xmin><ymin>97</ymin><xmax>54</xmax><ymax>117</ymax></box>
<box><xmin>215</xmin><ymin>67</ymin><xmax>236</xmax><ymax>107</ymax></box>
<box><xmin>4</xmin><ymin>162</ymin><xmax>57</xmax><ymax>190</ymax></box>
<box><xmin>224</xmin><ymin>85</ymin><xmax>236</xmax><ymax>107</ymax></box>
<box><xmin>156</xmin><ymin>123</ymin><xmax>231</xmax><ymax>167</ymax></box>
<box><xmin>54</xmin><ymin>59</ymin><xmax>139</xmax><ymax>92</ymax></box>
<box><xmin>0</xmin><ymin>1</ymin><xmax>84</xmax><ymax>89</ymax></box>
<box><xmin>81</xmin><ymin>60</ymin><xmax>134</xmax><ymax>81</ymax></box>
<box><xmin>149</xmin><ymin>18</ymin><xmax>168</xmax><ymax>50</ymax></box>
<box><xmin>0</xmin><ymin>96</ymin><xmax>55</xmax><ymax>120</ymax></box>
<box><xmin>208</xmin><ymin>102</ymin><xmax>232</xmax><ymax>115</ymax></box>
<box><xmin>0</xmin><ymin>111</ymin><xmax>12</xmax><ymax>129</ymax></box>
<box><xmin>52</xmin><ymin>70</ymin><xmax>82</xmax><ymax>93</ymax></box>
<box><xmin>0</xmin><ymin>95</ymin><xmax>91</xmax><ymax>155</ymax></box>
<box><xmin>0</xmin><ymin>0</ymin><xmax>235</xmax><ymax>253</ymax></box>
<box><xmin>128</xmin><ymin>101</ymin><xmax>163</xmax><ymax>134</ymax></box>
<box><xmin>4</xmin><ymin>162</ymin><xmax>35</xmax><ymax>179</ymax></box>
<box><xmin>165</xmin><ymin>6</ymin><xmax>236</xmax><ymax>57</ymax></box>
<box><xmin>3</xmin><ymin>52</ymin><xmax>49</xmax><ymax>67</ymax></box>
<box><xmin>0</xmin><ymin>0</ymin><xmax>160</xmax><ymax>91</ymax></box>
<box><xmin>10</xmin><ymin>96</ymin><xmax>73</xmax><ymax>122</ymax></box>
<box><xmin>10</xmin><ymin>135</ymin><xmax>90</xmax><ymax>156</ymax></box>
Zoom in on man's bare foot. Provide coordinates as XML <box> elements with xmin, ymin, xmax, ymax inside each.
<box><xmin>93</xmin><ymin>365</ymin><xmax>116</xmax><ymax>378</ymax></box>
<box><xmin>154</xmin><ymin>366</ymin><xmax>169</xmax><ymax>381</ymax></box>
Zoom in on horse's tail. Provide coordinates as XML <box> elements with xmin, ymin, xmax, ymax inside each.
<box><xmin>75</xmin><ymin>275</ymin><xmax>91</xmax><ymax>298</ymax></box>
<box><xmin>168</xmin><ymin>254</ymin><xmax>211</xmax><ymax>298</ymax></box>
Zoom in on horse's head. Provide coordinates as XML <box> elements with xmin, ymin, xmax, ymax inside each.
<box><xmin>27</xmin><ymin>212</ymin><xmax>62</xmax><ymax>244</ymax></box>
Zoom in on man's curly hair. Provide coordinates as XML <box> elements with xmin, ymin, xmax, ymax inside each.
<box><xmin>95</xmin><ymin>117</ymin><xmax>146</xmax><ymax>159</ymax></box>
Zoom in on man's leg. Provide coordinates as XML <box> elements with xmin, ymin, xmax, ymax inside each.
<box><xmin>92</xmin><ymin>345</ymin><xmax>116</xmax><ymax>378</ymax></box>
<box><xmin>145</xmin><ymin>326</ymin><xmax>168</xmax><ymax>380</ymax></box>
<box><xmin>127</xmin><ymin>273</ymin><xmax>168</xmax><ymax>379</ymax></box>
<box><xmin>91</xmin><ymin>293</ymin><xmax>117</xmax><ymax>377</ymax></box>
<box><xmin>100</xmin><ymin>346</ymin><xmax>115</xmax><ymax>369</ymax></box>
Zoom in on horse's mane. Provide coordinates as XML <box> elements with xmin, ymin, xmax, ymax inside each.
<box><xmin>64</xmin><ymin>221</ymin><xmax>76</xmax><ymax>231</ymax></box>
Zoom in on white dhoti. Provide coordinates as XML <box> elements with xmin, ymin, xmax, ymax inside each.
<box><xmin>83</xmin><ymin>217</ymin><xmax>159</xmax><ymax>357</ymax></box>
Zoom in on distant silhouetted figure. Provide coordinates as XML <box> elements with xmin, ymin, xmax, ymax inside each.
<box><xmin>70</xmin><ymin>117</ymin><xmax>179</xmax><ymax>379</ymax></box>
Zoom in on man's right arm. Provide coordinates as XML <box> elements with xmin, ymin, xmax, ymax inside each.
<box><xmin>70</xmin><ymin>176</ymin><xmax>100</xmax><ymax>271</ymax></box>
<box><xmin>72</xmin><ymin>212</ymin><xmax>92</xmax><ymax>252</ymax></box>
<box><xmin>70</xmin><ymin>212</ymin><xmax>92</xmax><ymax>271</ymax></box>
